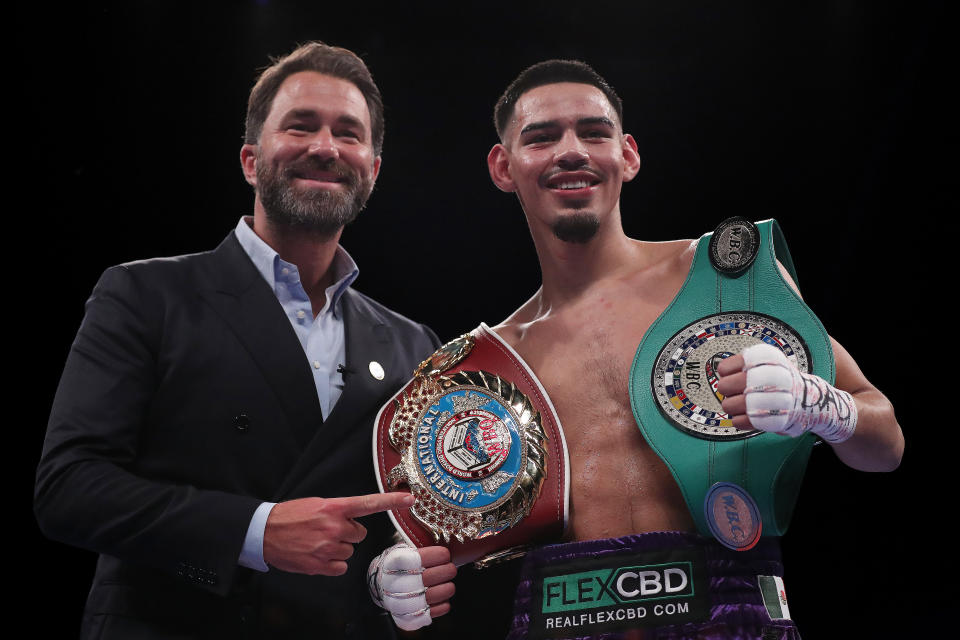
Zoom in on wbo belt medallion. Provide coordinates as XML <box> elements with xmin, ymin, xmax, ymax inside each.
<box><xmin>375</xmin><ymin>324</ymin><xmax>569</xmax><ymax>566</ymax></box>
<box><xmin>385</xmin><ymin>363</ymin><xmax>548</xmax><ymax>543</ymax></box>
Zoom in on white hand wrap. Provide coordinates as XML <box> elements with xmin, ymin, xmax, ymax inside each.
<box><xmin>742</xmin><ymin>343</ymin><xmax>858</xmax><ymax>443</ymax></box>
<box><xmin>367</xmin><ymin>543</ymin><xmax>431</xmax><ymax>631</ymax></box>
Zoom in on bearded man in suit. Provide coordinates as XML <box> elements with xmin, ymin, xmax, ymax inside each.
<box><xmin>35</xmin><ymin>42</ymin><xmax>440</xmax><ymax>639</ymax></box>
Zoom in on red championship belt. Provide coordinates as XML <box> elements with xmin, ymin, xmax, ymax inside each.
<box><xmin>373</xmin><ymin>323</ymin><xmax>569</xmax><ymax>566</ymax></box>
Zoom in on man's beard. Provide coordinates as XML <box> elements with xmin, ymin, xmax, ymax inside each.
<box><xmin>552</xmin><ymin>213</ymin><xmax>600</xmax><ymax>244</ymax></box>
<box><xmin>257</xmin><ymin>156</ymin><xmax>373</xmax><ymax>235</ymax></box>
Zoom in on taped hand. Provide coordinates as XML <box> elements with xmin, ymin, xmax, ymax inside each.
<box><xmin>717</xmin><ymin>343</ymin><xmax>857</xmax><ymax>442</ymax></box>
<box><xmin>368</xmin><ymin>543</ymin><xmax>456</xmax><ymax>631</ymax></box>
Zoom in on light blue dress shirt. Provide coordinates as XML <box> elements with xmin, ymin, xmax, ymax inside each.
<box><xmin>233</xmin><ymin>216</ymin><xmax>360</xmax><ymax>571</ymax></box>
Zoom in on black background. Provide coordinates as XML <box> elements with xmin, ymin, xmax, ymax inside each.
<box><xmin>21</xmin><ymin>1</ymin><xmax>949</xmax><ymax>637</ymax></box>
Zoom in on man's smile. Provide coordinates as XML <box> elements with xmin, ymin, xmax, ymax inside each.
<box><xmin>543</xmin><ymin>170</ymin><xmax>602</xmax><ymax>196</ymax></box>
<box><xmin>286</xmin><ymin>163</ymin><xmax>354</xmax><ymax>188</ymax></box>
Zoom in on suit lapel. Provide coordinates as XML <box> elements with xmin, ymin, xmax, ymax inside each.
<box><xmin>330</xmin><ymin>289</ymin><xmax>397</xmax><ymax>433</ymax></box>
<box><xmin>198</xmin><ymin>233</ymin><xmax>324</xmax><ymax>450</ymax></box>
<box><xmin>276</xmin><ymin>289</ymin><xmax>400</xmax><ymax>496</ymax></box>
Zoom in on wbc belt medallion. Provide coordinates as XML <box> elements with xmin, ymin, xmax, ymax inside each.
<box><xmin>375</xmin><ymin>325</ymin><xmax>568</xmax><ymax>566</ymax></box>
<box><xmin>651</xmin><ymin>311</ymin><xmax>811</xmax><ymax>440</ymax></box>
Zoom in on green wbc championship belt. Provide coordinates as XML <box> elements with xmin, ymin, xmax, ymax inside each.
<box><xmin>629</xmin><ymin>218</ymin><xmax>834</xmax><ymax>547</ymax></box>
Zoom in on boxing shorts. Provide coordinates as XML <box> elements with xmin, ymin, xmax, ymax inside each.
<box><xmin>508</xmin><ymin>531</ymin><xmax>800</xmax><ymax>640</ymax></box>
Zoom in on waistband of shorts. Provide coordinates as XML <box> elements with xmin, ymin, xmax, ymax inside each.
<box><xmin>520</xmin><ymin>531</ymin><xmax>784</xmax><ymax>578</ymax></box>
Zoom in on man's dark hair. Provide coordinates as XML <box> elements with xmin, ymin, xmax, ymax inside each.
<box><xmin>245</xmin><ymin>42</ymin><xmax>385</xmax><ymax>155</ymax></box>
<box><xmin>493</xmin><ymin>59</ymin><xmax>624</xmax><ymax>140</ymax></box>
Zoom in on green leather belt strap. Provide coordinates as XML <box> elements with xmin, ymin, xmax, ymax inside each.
<box><xmin>628</xmin><ymin>219</ymin><xmax>834</xmax><ymax>537</ymax></box>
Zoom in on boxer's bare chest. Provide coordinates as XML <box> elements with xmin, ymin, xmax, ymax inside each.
<box><xmin>496</xmin><ymin>243</ymin><xmax>697</xmax><ymax>540</ymax></box>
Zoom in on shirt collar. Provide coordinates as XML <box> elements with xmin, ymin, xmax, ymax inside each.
<box><xmin>234</xmin><ymin>216</ymin><xmax>360</xmax><ymax>317</ymax></box>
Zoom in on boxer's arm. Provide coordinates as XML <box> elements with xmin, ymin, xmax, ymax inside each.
<box><xmin>823</xmin><ymin>337</ymin><xmax>903</xmax><ymax>472</ymax></box>
<box><xmin>773</xmin><ymin>262</ymin><xmax>903</xmax><ymax>471</ymax></box>
<box><xmin>717</xmin><ymin>338</ymin><xmax>903</xmax><ymax>472</ymax></box>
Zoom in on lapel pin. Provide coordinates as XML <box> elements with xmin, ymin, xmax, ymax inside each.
<box><xmin>369</xmin><ymin>361</ymin><xmax>385</xmax><ymax>380</ymax></box>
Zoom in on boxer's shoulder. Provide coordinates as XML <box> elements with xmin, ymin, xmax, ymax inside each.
<box><xmin>490</xmin><ymin>290</ymin><xmax>543</xmax><ymax>347</ymax></box>
<box><xmin>627</xmin><ymin>237</ymin><xmax>696</xmax><ymax>275</ymax></box>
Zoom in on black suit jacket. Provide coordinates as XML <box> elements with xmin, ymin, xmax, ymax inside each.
<box><xmin>35</xmin><ymin>231</ymin><xmax>440</xmax><ymax>639</ymax></box>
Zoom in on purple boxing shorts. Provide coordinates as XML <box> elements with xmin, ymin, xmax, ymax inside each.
<box><xmin>507</xmin><ymin>531</ymin><xmax>800</xmax><ymax>640</ymax></box>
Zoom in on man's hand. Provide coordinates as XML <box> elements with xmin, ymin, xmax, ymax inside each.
<box><xmin>716</xmin><ymin>343</ymin><xmax>857</xmax><ymax>442</ymax></box>
<box><xmin>263</xmin><ymin>492</ymin><xmax>415</xmax><ymax>575</ymax></box>
<box><xmin>368</xmin><ymin>544</ymin><xmax>457</xmax><ymax>631</ymax></box>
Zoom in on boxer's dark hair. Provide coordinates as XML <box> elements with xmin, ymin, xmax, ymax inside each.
<box><xmin>493</xmin><ymin>59</ymin><xmax>623</xmax><ymax>140</ymax></box>
<box><xmin>245</xmin><ymin>42</ymin><xmax>384</xmax><ymax>155</ymax></box>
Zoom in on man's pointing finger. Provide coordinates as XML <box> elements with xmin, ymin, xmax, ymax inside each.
<box><xmin>336</xmin><ymin>492</ymin><xmax>415</xmax><ymax>518</ymax></box>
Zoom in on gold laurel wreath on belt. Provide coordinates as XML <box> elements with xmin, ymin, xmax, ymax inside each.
<box><xmin>385</xmin><ymin>335</ymin><xmax>549</xmax><ymax>544</ymax></box>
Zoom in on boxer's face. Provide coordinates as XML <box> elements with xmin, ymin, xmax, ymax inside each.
<box><xmin>488</xmin><ymin>83</ymin><xmax>640</xmax><ymax>243</ymax></box>
<box><xmin>241</xmin><ymin>71</ymin><xmax>381</xmax><ymax>234</ymax></box>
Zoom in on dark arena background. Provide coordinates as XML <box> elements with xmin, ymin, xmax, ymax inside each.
<box><xmin>22</xmin><ymin>1</ymin><xmax>948</xmax><ymax>637</ymax></box>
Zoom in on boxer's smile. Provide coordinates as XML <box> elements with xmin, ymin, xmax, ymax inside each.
<box><xmin>487</xmin><ymin>82</ymin><xmax>640</xmax><ymax>232</ymax></box>
<box><xmin>544</xmin><ymin>170</ymin><xmax>603</xmax><ymax>198</ymax></box>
